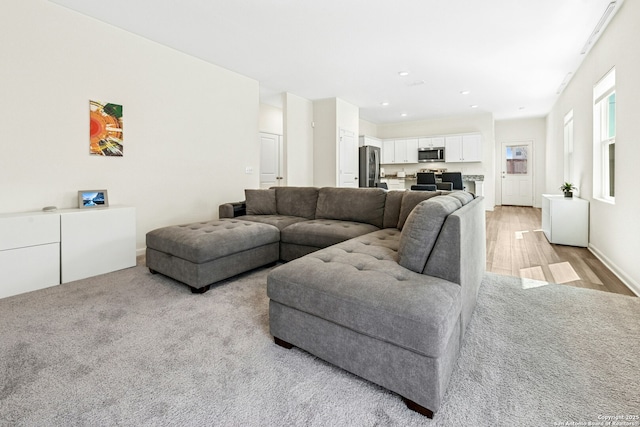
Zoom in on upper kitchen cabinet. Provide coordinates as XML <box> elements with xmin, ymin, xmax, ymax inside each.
<box><xmin>394</xmin><ymin>139</ymin><xmax>419</xmax><ymax>163</ymax></box>
<box><xmin>445</xmin><ymin>133</ymin><xmax>482</xmax><ymax>162</ymax></box>
<box><xmin>382</xmin><ymin>139</ymin><xmax>396</xmax><ymax>163</ymax></box>
<box><xmin>418</xmin><ymin>136</ymin><xmax>445</xmax><ymax>148</ymax></box>
<box><xmin>383</xmin><ymin>139</ymin><xmax>418</xmax><ymax>164</ymax></box>
<box><xmin>359</xmin><ymin>135</ymin><xmax>382</xmax><ymax>148</ymax></box>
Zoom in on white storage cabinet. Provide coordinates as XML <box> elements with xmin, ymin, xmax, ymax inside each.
<box><xmin>445</xmin><ymin>133</ymin><xmax>482</xmax><ymax>162</ymax></box>
<box><xmin>0</xmin><ymin>212</ymin><xmax>61</xmax><ymax>299</ymax></box>
<box><xmin>0</xmin><ymin>206</ymin><xmax>137</xmax><ymax>299</ymax></box>
<box><xmin>541</xmin><ymin>195</ymin><xmax>589</xmax><ymax>247</ymax></box>
<box><xmin>60</xmin><ymin>206</ymin><xmax>136</xmax><ymax>283</ymax></box>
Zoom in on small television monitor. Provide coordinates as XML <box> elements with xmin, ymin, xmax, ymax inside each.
<box><xmin>78</xmin><ymin>190</ymin><xmax>109</xmax><ymax>208</ymax></box>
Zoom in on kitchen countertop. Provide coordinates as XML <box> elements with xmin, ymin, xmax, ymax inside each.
<box><xmin>382</xmin><ymin>174</ymin><xmax>484</xmax><ymax>181</ymax></box>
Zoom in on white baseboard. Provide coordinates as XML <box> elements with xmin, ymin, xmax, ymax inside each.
<box><xmin>136</xmin><ymin>247</ymin><xmax>146</xmax><ymax>257</ymax></box>
<box><xmin>588</xmin><ymin>244</ymin><xmax>640</xmax><ymax>297</ymax></box>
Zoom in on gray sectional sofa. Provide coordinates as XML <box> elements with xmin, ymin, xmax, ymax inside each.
<box><xmin>147</xmin><ymin>186</ymin><xmax>486</xmax><ymax>417</ymax></box>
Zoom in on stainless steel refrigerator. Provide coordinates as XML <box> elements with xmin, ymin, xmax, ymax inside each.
<box><xmin>359</xmin><ymin>145</ymin><xmax>381</xmax><ymax>188</ymax></box>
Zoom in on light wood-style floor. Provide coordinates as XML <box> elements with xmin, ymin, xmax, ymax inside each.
<box><xmin>486</xmin><ymin>206</ymin><xmax>635</xmax><ymax>296</ymax></box>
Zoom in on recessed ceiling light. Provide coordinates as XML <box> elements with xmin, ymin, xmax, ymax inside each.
<box><xmin>470</xmin><ymin>105</ymin><xmax>479</xmax><ymax>109</ymax></box>
<box><xmin>460</xmin><ymin>90</ymin><xmax>471</xmax><ymax>95</ymax></box>
<box><xmin>398</xmin><ymin>71</ymin><xmax>410</xmax><ymax>77</ymax></box>
<box><xmin>381</xmin><ymin>101</ymin><xmax>390</xmax><ymax>106</ymax></box>
<box><xmin>407</xmin><ymin>80</ymin><xmax>425</xmax><ymax>87</ymax></box>
<box><xmin>400</xmin><ymin>113</ymin><xmax>408</xmax><ymax>117</ymax></box>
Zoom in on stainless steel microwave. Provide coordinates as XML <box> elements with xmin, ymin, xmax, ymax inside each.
<box><xmin>418</xmin><ymin>147</ymin><xmax>445</xmax><ymax>162</ymax></box>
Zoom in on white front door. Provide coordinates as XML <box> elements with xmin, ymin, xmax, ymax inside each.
<box><xmin>260</xmin><ymin>133</ymin><xmax>283</xmax><ymax>188</ymax></box>
<box><xmin>339</xmin><ymin>129</ymin><xmax>358</xmax><ymax>187</ymax></box>
<box><xmin>501</xmin><ymin>141</ymin><xmax>533</xmax><ymax>206</ymax></box>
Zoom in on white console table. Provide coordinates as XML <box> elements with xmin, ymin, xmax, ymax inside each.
<box><xmin>541</xmin><ymin>195</ymin><xmax>589</xmax><ymax>247</ymax></box>
<box><xmin>0</xmin><ymin>206</ymin><xmax>136</xmax><ymax>299</ymax></box>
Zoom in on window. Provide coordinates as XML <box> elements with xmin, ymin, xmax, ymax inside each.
<box><xmin>593</xmin><ymin>68</ymin><xmax>616</xmax><ymax>202</ymax></box>
<box><xmin>506</xmin><ymin>145</ymin><xmax>528</xmax><ymax>174</ymax></box>
<box><xmin>564</xmin><ymin>110</ymin><xmax>574</xmax><ymax>183</ymax></box>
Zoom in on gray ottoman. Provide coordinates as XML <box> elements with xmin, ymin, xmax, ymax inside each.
<box><xmin>146</xmin><ymin>218</ymin><xmax>280</xmax><ymax>293</ymax></box>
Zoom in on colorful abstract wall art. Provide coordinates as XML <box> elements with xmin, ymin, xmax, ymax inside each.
<box><xmin>89</xmin><ymin>100</ymin><xmax>123</xmax><ymax>156</ymax></box>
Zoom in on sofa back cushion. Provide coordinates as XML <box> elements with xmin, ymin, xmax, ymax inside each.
<box><xmin>382</xmin><ymin>190</ymin><xmax>404</xmax><ymax>229</ymax></box>
<box><xmin>245</xmin><ymin>189</ymin><xmax>277</xmax><ymax>215</ymax></box>
<box><xmin>315</xmin><ymin>187</ymin><xmax>386</xmax><ymax>228</ymax></box>
<box><xmin>275</xmin><ymin>187</ymin><xmax>319</xmax><ymax>219</ymax></box>
<box><xmin>397</xmin><ymin>195</ymin><xmax>462</xmax><ymax>273</ymax></box>
<box><xmin>447</xmin><ymin>191</ymin><xmax>475</xmax><ymax>206</ymax></box>
<box><xmin>397</xmin><ymin>190</ymin><xmax>442</xmax><ymax>229</ymax></box>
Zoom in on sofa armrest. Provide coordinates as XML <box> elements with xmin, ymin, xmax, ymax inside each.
<box><xmin>219</xmin><ymin>201</ymin><xmax>246</xmax><ymax>218</ymax></box>
<box><xmin>424</xmin><ymin>196</ymin><xmax>486</xmax><ymax>336</ymax></box>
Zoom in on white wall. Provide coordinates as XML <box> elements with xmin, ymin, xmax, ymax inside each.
<box><xmin>495</xmin><ymin>118</ymin><xmax>547</xmax><ymax>207</ymax></box>
<box><xmin>359</xmin><ymin>119</ymin><xmax>378</xmax><ymax>138</ymax></box>
<box><xmin>312</xmin><ymin>98</ymin><xmax>359</xmax><ymax>187</ymax></box>
<box><xmin>259</xmin><ymin>103</ymin><xmax>283</xmax><ymax>135</ymax></box>
<box><xmin>0</xmin><ymin>0</ymin><xmax>260</xmax><ymax>253</ymax></box>
<box><xmin>545</xmin><ymin>0</ymin><xmax>640</xmax><ymax>293</ymax></box>
<box><xmin>377</xmin><ymin>113</ymin><xmax>496</xmax><ymax>209</ymax></box>
<box><xmin>283</xmin><ymin>93</ymin><xmax>314</xmax><ymax>186</ymax></box>
<box><xmin>312</xmin><ymin>99</ymin><xmax>337</xmax><ymax>187</ymax></box>
<box><xmin>337</xmin><ymin>98</ymin><xmax>360</xmax><ymax>140</ymax></box>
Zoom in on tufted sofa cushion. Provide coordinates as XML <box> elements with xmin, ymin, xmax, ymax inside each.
<box><xmin>315</xmin><ymin>187</ymin><xmax>387</xmax><ymax>228</ymax></box>
<box><xmin>146</xmin><ymin>219</ymin><xmax>280</xmax><ymax>264</ymax></box>
<box><xmin>245</xmin><ymin>189</ymin><xmax>277</xmax><ymax>215</ymax></box>
<box><xmin>397</xmin><ymin>196</ymin><xmax>462</xmax><ymax>273</ymax></box>
<box><xmin>275</xmin><ymin>187</ymin><xmax>319</xmax><ymax>219</ymax></box>
<box><xmin>240</xmin><ymin>214</ymin><xmax>308</xmax><ymax>231</ymax></box>
<box><xmin>280</xmin><ymin>219</ymin><xmax>379</xmax><ymax>248</ymax></box>
<box><xmin>267</xmin><ymin>229</ymin><xmax>462</xmax><ymax>358</ymax></box>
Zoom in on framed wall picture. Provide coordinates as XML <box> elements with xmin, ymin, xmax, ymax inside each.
<box><xmin>78</xmin><ymin>190</ymin><xmax>109</xmax><ymax>208</ymax></box>
<box><xmin>90</xmin><ymin>100</ymin><xmax>123</xmax><ymax>156</ymax></box>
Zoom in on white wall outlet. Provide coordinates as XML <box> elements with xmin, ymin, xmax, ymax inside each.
<box><xmin>245</xmin><ymin>166</ymin><xmax>253</xmax><ymax>174</ymax></box>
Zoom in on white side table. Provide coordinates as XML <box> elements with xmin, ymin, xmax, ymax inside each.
<box><xmin>541</xmin><ymin>195</ymin><xmax>589</xmax><ymax>247</ymax></box>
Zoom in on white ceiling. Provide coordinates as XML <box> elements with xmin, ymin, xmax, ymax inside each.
<box><xmin>49</xmin><ymin>0</ymin><xmax>622</xmax><ymax>124</ymax></box>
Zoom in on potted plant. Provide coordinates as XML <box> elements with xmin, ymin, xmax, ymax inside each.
<box><xmin>560</xmin><ymin>182</ymin><xmax>577</xmax><ymax>198</ymax></box>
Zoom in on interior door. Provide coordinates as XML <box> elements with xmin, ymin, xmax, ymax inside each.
<box><xmin>501</xmin><ymin>141</ymin><xmax>533</xmax><ymax>206</ymax></box>
<box><xmin>260</xmin><ymin>133</ymin><xmax>282</xmax><ymax>188</ymax></box>
<box><xmin>339</xmin><ymin>129</ymin><xmax>358</xmax><ymax>187</ymax></box>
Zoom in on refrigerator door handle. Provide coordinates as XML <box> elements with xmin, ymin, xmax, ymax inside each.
<box><xmin>373</xmin><ymin>149</ymin><xmax>380</xmax><ymax>186</ymax></box>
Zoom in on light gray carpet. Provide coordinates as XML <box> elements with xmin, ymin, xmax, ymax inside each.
<box><xmin>1</xmin><ymin>266</ymin><xmax>638</xmax><ymax>426</ymax></box>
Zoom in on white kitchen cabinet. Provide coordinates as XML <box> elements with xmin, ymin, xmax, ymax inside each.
<box><xmin>393</xmin><ymin>139</ymin><xmax>406</xmax><ymax>163</ymax></box>
<box><xmin>384</xmin><ymin>138</ymin><xmax>418</xmax><ymax>164</ymax></box>
<box><xmin>0</xmin><ymin>212</ymin><xmax>61</xmax><ymax>299</ymax></box>
<box><xmin>445</xmin><ymin>136</ymin><xmax>463</xmax><ymax>162</ymax></box>
<box><xmin>541</xmin><ymin>195</ymin><xmax>588</xmax><ymax>247</ymax></box>
<box><xmin>419</xmin><ymin>136</ymin><xmax>445</xmax><ymax>149</ymax></box>
<box><xmin>445</xmin><ymin>133</ymin><xmax>482</xmax><ymax>162</ymax></box>
<box><xmin>382</xmin><ymin>139</ymin><xmax>396</xmax><ymax>164</ymax></box>
<box><xmin>359</xmin><ymin>135</ymin><xmax>382</xmax><ymax>149</ymax></box>
<box><xmin>461</xmin><ymin>134</ymin><xmax>483</xmax><ymax>161</ymax></box>
<box><xmin>418</xmin><ymin>137</ymin><xmax>432</xmax><ymax>148</ymax></box>
<box><xmin>60</xmin><ymin>206</ymin><xmax>136</xmax><ymax>283</ymax></box>
<box><xmin>405</xmin><ymin>138</ymin><xmax>419</xmax><ymax>163</ymax></box>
